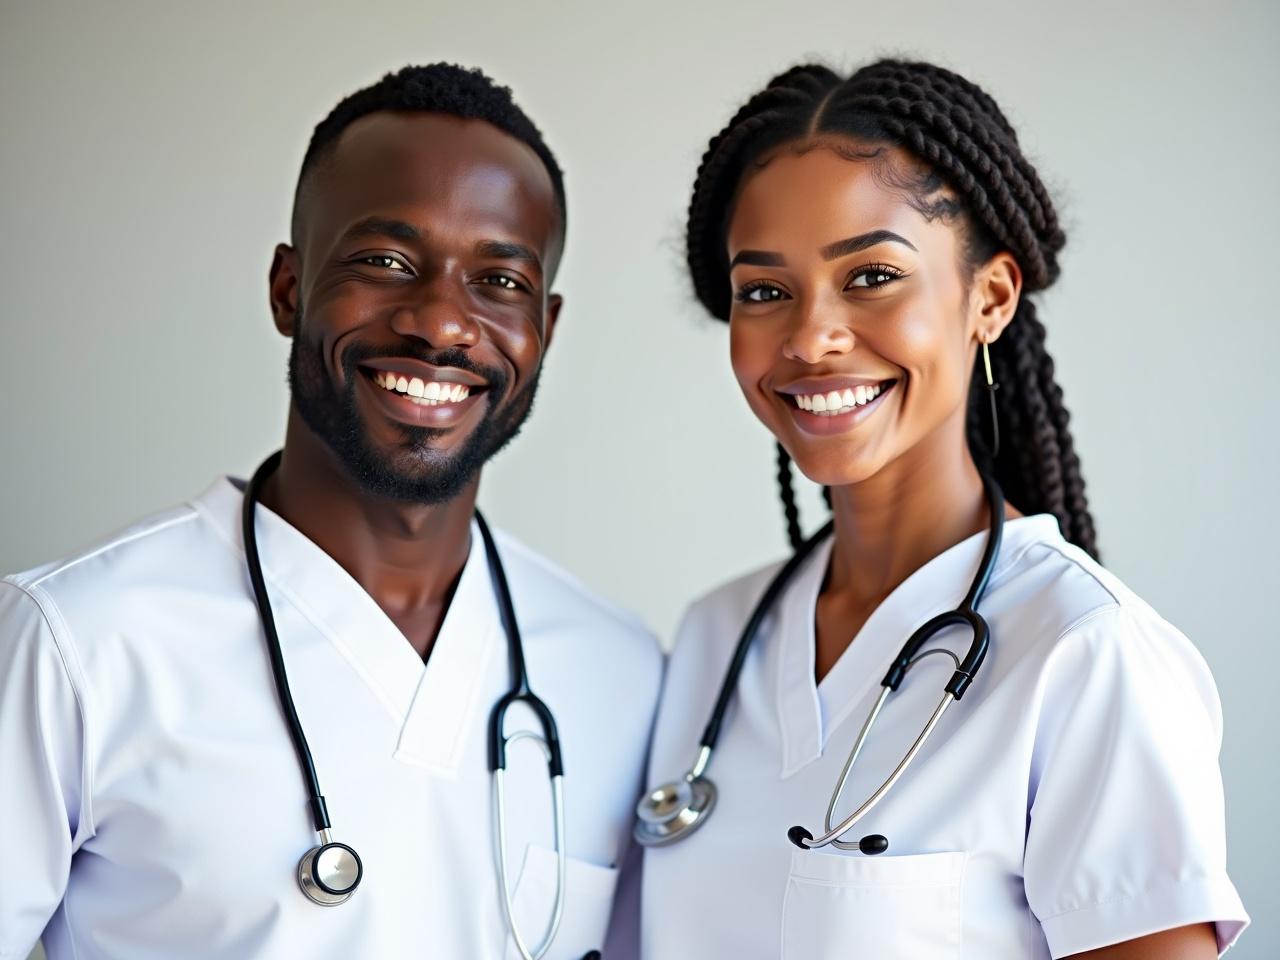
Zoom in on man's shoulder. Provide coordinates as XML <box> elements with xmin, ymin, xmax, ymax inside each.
<box><xmin>7</xmin><ymin>503</ymin><xmax>204</xmax><ymax>593</ymax></box>
<box><xmin>2</xmin><ymin>487</ymin><xmax>238</xmax><ymax>629</ymax></box>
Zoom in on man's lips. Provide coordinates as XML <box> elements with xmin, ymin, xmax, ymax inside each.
<box><xmin>357</xmin><ymin>357</ymin><xmax>488</xmax><ymax>388</ymax></box>
<box><xmin>356</xmin><ymin>364</ymin><xmax>488</xmax><ymax>428</ymax></box>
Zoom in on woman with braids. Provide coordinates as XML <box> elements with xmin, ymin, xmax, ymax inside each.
<box><xmin>636</xmin><ymin>61</ymin><xmax>1247</xmax><ymax>957</ymax></box>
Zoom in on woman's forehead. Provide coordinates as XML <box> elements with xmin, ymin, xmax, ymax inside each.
<box><xmin>727</xmin><ymin>143</ymin><xmax>953</xmax><ymax>255</ymax></box>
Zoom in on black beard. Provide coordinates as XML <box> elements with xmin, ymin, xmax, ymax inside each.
<box><xmin>288</xmin><ymin>307</ymin><xmax>541</xmax><ymax>505</ymax></box>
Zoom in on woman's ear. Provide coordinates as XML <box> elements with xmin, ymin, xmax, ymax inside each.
<box><xmin>969</xmin><ymin>251</ymin><xmax>1022</xmax><ymax>344</ymax></box>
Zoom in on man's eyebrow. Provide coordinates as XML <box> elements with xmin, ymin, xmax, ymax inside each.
<box><xmin>340</xmin><ymin>216</ymin><xmax>422</xmax><ymax>242</ymax></box>
<box><xmin>820</xmin><ymin>230</ymin><xmax>918</xmax><ymax>260</ymax></box>
<box><xmin>476</xmin><ymin>239</ymin><xmax>542</xmax><ymax>272</ymax></box>
<box><xmin>729</xmin><ymin>250</ymin><xmax>787</xmax><ymax>268</ymax></box>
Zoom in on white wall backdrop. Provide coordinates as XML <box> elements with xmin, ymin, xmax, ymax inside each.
<box><xmin>3</xmin><ymin>1</ymin><xmax>1277</xmax><ymax>956</ymax></box>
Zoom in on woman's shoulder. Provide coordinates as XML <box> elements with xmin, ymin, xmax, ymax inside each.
<box><xmin>992</xmin><ymin>516</ymin><xmax>1216</xmax><ymax>702</ymax></box>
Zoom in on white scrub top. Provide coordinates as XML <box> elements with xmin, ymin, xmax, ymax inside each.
<box><xmin>0</xmin><ymin>477</ymin><xmax>663</xmax><ymax>960</ymax></box>
<box><xmin>641</xmin><ymin>515</ymin><xmax>1248</xmax><ymax>959</ymax></box>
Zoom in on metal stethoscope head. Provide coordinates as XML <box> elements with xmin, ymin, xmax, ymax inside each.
<box><xmin>634</xmin><ymin>521</ymin><xmax>834</xmax><ymax>847</ymax></box>
<box><xmin>634</xmin><ymin>745</ymin><xmax>717</xmax><ymax>846</ymax></box>
<box><xmin>636</xmin><ymin>475</ymin><xmax>1004</xmax><ymax>855</ymax></box>
<box><xmin>297</xmin><ymin>831</ymin><xmax>363</xmax><ymax>905</ymax></box>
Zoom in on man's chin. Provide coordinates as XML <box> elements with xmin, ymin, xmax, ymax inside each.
<box><xmin>338</xmin><ymin>440</ymin><xmax>484</xmax><ymax>506</ymax></box>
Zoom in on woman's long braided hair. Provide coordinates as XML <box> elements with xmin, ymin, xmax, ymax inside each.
<box><xmin>687</xmin><ymin>60</ymin><xmax>1098</xmax><ymax>558</ymax></box>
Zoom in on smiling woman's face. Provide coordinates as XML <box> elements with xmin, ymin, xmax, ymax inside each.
<box><xmin>725</xmin><ymin>140</ymin><xmax>1008</xmax><ymax>488</ymax></box>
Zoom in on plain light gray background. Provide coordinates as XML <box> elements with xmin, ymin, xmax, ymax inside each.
<box><xmin>3</xmin><ymin>1</ymin><xmax>1276</xmax><ymax>956</ymax></box>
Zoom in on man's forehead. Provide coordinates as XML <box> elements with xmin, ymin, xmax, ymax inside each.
<box><xmin>297</xmin><ymin>111</ymin><xmax>560</xmax><ymax>249</ymax></box>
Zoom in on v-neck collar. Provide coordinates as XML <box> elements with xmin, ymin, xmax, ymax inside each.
<box><xmin>773</xmin><ymin>514</ymin><xmax>1061</xmax><ymax>778</ymax></box>
<box><xmin>193</xmin><ymin>477</ymin><xmax>501</xmax><ymax>776</ymax></box>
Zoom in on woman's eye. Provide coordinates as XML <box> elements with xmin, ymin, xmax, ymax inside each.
<box><xmin>847</xmin><ymin>265</ymin><xmax>904</xmax><ymax>289</ymax></box>
<box><xmin>359</xmin><ymin>255</ymin><xmax>409</xmax><ymax>272</ymax></box>
<box><xmin>735</xmin><ymin>283</ymin><xmax>789</xmax><ymax>303</ymax></box>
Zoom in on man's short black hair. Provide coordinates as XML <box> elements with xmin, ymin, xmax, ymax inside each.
<box><xmin>293</xmin><ymin>63</ymin><xmax>566</xmax><ymax>242</ymax></box>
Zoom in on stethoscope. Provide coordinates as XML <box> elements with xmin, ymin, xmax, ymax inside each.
<box><xmin>241</xmin><ymin>451</ymin><xmax>573</xmax><ymax>960</ymax></box>
<box><xmin>635</xmin><ymin>474</ymin><xmax>1004</xmax><ymax>856</ymax></box>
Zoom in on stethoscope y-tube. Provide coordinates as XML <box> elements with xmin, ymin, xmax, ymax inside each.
<box><xmin>636</xmin><ymin>474</ymin><xmax>1005</xmax><ymax>857</ymax></box>
<box><xmin>477</xmin><ymin>511</ymin><xmax>567</xmax><ymax>960</ymax></box>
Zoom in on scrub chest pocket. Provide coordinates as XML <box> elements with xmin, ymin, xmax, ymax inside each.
<box><xmin>780</xmin><ymin>849</ymin><xmax>967</xmax><ymax>959</ymax></box>
<box><xmin>503</xmin><ymin>844</ymin><xmax>618</xmax><ymax>960</ymax></box>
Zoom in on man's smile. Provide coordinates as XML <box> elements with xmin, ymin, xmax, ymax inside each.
<box><xmin>356</xmin><ymin>363</ymin><xmax>489</xmax><ymax>428</ymax></box>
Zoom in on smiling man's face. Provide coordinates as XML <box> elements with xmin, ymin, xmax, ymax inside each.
<box><xmin>270</xmin><ymin>111</ymin><xmax>563</xmax><ymax>503</ymax></box>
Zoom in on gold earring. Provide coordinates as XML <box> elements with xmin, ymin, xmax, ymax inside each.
<box><xmin>980</xmin><ymin>334</ymin><xmax>1000</xmax><ymax>459</ymax></box>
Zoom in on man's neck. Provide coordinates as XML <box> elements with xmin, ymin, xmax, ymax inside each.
<box><xmin>256</xmin><ymin>412</ymin><xmax>478</xmax><ymax>658</ymax></box>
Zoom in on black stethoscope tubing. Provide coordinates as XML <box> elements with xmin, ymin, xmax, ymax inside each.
<box><xmin>240</xmin><ymin>451</ymin><xmax>566</xmax><ymax>928</ymax></box>
<box><xmin>634</xmin><ymin>473</ymin><xmax>1004</xmax><ymax>851</ymax></box>
<box><xmin>708</xmin><ymin>474</ymin><xmax>1001</xmax><ymax>754</ymax></box>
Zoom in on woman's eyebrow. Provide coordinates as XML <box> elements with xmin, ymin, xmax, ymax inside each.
<box><xmin>820</xmin><ymin>230</ymin><xmax>918</xmax><ymax>260</ymax></box>
<box><xmin>729</xmin><ymin>250</ymin><xmax>786</xmax><ymax>268</ymax></box>
<box><xmin>729</xmin><ymin>229</ymin><xmax>918</xmax><ymax>269</ymax></box>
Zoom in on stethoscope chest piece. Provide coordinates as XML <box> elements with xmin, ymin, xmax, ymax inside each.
<box><xmin>633</xmin><ymin>775</ymin><xmax>717</xmax><ymax>847</ymax></box>
<box><xmin>297</xmin><ymin>838</ymin><xmax>363</xmax><ymax>906</ymax></box>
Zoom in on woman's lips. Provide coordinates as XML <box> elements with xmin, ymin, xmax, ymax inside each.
<box><xmin>781</xmin><ymin>379</ymin><xmax>897</xmax><ymax>436</ymax></box>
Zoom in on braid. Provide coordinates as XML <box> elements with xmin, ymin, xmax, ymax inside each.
<box><xmin>687</xmin><ymin>65</ymin><xmax>841</xmax><ymax>320</ymax></box>
<box><xmin>775</xmin><ymin>443</ymin><xmax>805</xmax><ymax>551</ymax></box>
<box><xmin>686</xmin><ymin>58</ymin><xmax>1099</xmax><ymax>557</ymax></box>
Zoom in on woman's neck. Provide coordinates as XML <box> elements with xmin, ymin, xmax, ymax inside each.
<box><xmin>814</xmin><ymin>426</ymin><xmax>995</xmax><ymax>682</ymax></box>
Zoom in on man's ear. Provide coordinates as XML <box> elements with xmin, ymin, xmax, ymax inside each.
<box><xmin>269</xmin><ymin>244</ymin><xmax>301</xmax><ymax>337</ymax></box>
<box><xmin>543</xmin><ymin>293</ymin><xmax>563</xmax><ymax>352</ymax></box>
<box><xmin>970</xmin><ymin>251</ymin><xmax>1022</xmax><ymax>344</ymax></box>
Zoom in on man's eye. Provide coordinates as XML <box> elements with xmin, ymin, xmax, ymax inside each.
<box><xmin>482</xmin><ymin>275</ymin><xmax>525</xmax><ymax>292</ymax></box>
<box><xmin>359</xmin><ymin>255</ymin><xmax>409</xmax><ymax>272</ymax></box>
<box><xmin>735</xmin><ymin>283</ymin><xmax>789</xmax><ymax>303</ymax></box>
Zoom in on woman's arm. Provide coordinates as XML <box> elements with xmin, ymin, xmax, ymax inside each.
<box><xmin>1066</xmin><ymin>923</ymin><xmax>1218</xmax><ymax>959</ymax></box>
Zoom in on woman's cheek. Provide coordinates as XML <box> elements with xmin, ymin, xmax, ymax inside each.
<box><xmin>728</xmin><ymin>319</ymin><xmax>771</xmax><ymax>411</ymax></box>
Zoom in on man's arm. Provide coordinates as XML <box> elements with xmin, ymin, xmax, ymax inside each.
<box><xmin>0</xmin><ymin>581</ymin><xmax>87</xmax><ymax>959</ymax></box>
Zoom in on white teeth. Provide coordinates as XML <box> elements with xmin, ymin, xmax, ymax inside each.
<box><xmin>373</xmin><ymin>371</ymin><xmax>476</xmax><ymax>406</ymax></box>
<box><xmin>794</xmin><ymin>382</ymin><xmax>889</xmax><ymax>416</ymax></box>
